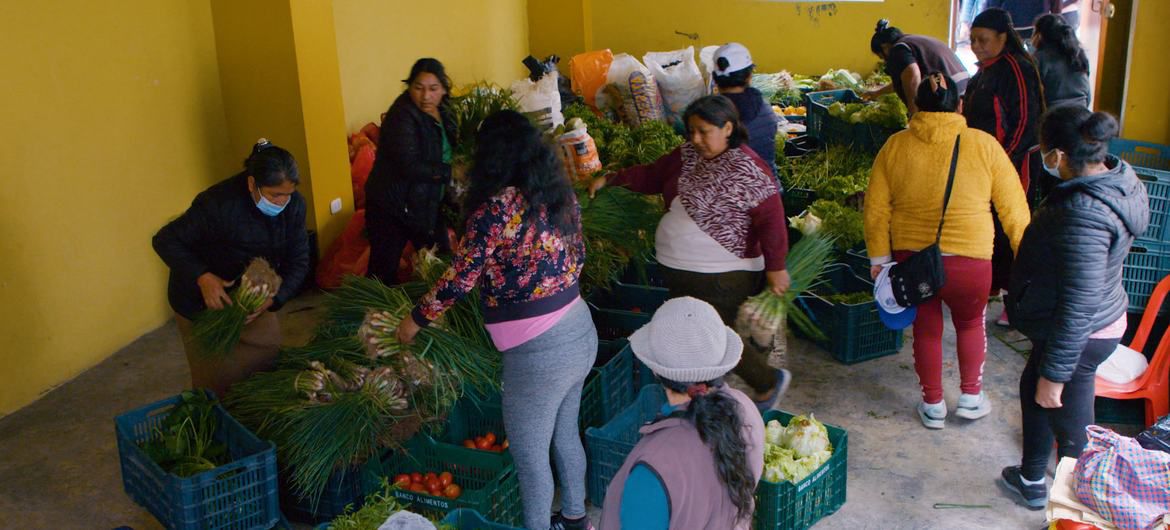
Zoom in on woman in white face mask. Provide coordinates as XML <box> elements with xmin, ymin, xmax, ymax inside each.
<box><xmin>152</xmin><ymin>139</ymin><xmax>310</xmax><ymax>397</ymax></box>
<box><xmin>1000</xmin><ymin>107</ymin><xmax>1149</xmax><ymax>510</ymax></box>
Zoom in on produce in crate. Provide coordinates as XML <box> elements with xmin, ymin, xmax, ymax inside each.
<box><xmin>562</xmin><ymin>103</ymin><xmax>682</xmax><ymax>172</ymax></box>
<box><xmin>809</xmin><ymin>199</ymin><xmax>865</xmax><ymax>251</ymax></box>
<box><xmin>827</xmin><ymin>93</ymin><xmax>908</xmax><ymax>129</ymax></box>
<box><xmin>139</xmin><ymin>390</ymin><xmax>229</xmax><ymax>477</ymax></box>
<box><xmin>325</xmin><ymin>478</ymin><xmax>452</xmax><ymax>530</ymax></box>
<box><xmin>762</xmin><ymin>413</ymin><xmax>834</xmax><ymax>483</ymax></box>
<box><xmin>449</xmin><ymin>82</ymin><xmax>520</xmax><ymax>164</ymax></box>
<box><xmin>735</xmin><ymin>232</ymin><xmax>836</xmax><ymax>346</ymax></box>
<box><xmin>192</xmin><ymin>257</ymin><xmax>282</xmax><ymax>356</ymax></box>
<box><xmin>778</xmin><ymin>145</ymin><xmax>874</xmax><ymax>203</ymax></box>
<box><xmin>788</xmin><ymin>210</ymin><xmax>822</xmax><ymax>234</ymax></box>
<box><xmin>825</xmin><ymin>291</ymin><xmax>874</xmax><ymax>305</ymax></box>
<box><xmin>461</xmin><ymin>431</ymin><xmax>509</xmax><ymax>453</ymax></box>
<box><xmin>392</xmin><ymin>471</ymin><xmax>465</xmax><ymax>499</ymax></box>
<box><xmin>577</xmin><ymin>184</ymin><xmax>663</xmax><ymax>293</ymax></box>
<box><xmin>817</xmin><ymin>69</ymin><xmax>865</xmax><ymax>92</ymax></box>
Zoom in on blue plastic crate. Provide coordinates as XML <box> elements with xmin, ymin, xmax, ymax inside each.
<box><xmin>805</xmin><ymin>90</ymin><xmax>855</xmax><ymax>146</ymax></box>
<box><xmin>115</xmin><ymin>393</ymin><xmax>280</xmax><ymax>530</ymax></box>
<box><xmin>586</xmin><ymin>282</ymin><xmax>670</xmax><ymax>315</ymax></box>
<box><xmin>1122</xmin><ymin>239</ymin><xmax>1170</xmax><ymax>313</ymax></box>
<box><xmin>441</xmin><ymin>508</ymin><xmax>522</xmax><ymax>529</ymax></box>
<box><xmin>280</xmin><ymin>457</ymin><xmax>386</xmax><ymax>523</ymax></box>
<box><xmin>584</xmin><ymin>385</ymin><xmax>667</xmax><ymax>506</ymax></box>
<box><xmin>1112</xmin><ymin>139</ymin><xmax>1170</xmax><ymax>243</ymax></box>
<box><xmin>798</xmin><ymin>264</ymin><xmax>904</xmax><ymax>364</ymax></box>
<box><xmin>1111</xmin><ymin>138</ymin><xmax>1170</xmax><ymax>174</ymax></box>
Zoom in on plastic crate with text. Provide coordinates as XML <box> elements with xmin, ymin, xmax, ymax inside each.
<box><xmin>754</xmin><ymin>410</ymin><xmax>848</xmax><ymax>530</ymax></box>
<box><xmin>1122</xmin><ymin>239</ymin><xmax>1170</xmax><ymax>313</ymax></box>
<box><xmin>383</xmin><ymin>435</ymin><xmax>522</xmax><ymax>525</ymax></box>
<box><xmin>584</xmin><ymin>385</ymin><xmax>667</xmax><ymax>506</ymax></box>
<box><xmin>1110</xmin><ymin>139</ymin><xmax>1170</xmax><ymax>243</ymax></box>
<box><xmin>115</xmin><ymin>392</ymin><xmax>280</xmax><ymax>530</ymax></box>
<box><xmin>796</xmin><ymin>264</ymin><xmax>903</xmax><ymax>364</ymax></box>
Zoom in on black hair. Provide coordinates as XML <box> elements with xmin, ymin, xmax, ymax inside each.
<box><xmin>973</xmin><ymin>8</ymin><xmax>1035</xmax><ymax>67</ymax></box>
<box><xmin>1039</xmin><ymin>106</ymin><xmax>1119</xmax><ymax>173</ymax></box>
<box><xmin>1034</xmin><ymin>14</ymin><xmax>1090</xmax><ymax>73</ymax></box>
<box><xmin>915</xmin><ymin>72</ymin><xmax>962</xmax><ymax>113</ymax></box>
<box><xmin>403</xmin><ymin>58</ymin><xmax>452</xmax><ymax>102</ymax></box>
<box><xmin>870</xmin><ymin>19</ymin><xmax>905</xmax><ymax>57</ymax></box>
<box><xmin>713</xmin><ymin>66</ymin><xmax>753</xmax><ymax>89</ymax></box>
<box><xmin>462</xmin><ymin>110</ymin><xmax>577</xmax><ymax>235</ymax></box>
<box><xmin>241</xmin><ymin>139</ymin><xmax>298</xmax><ymax>187</ymax></box>
<box><xmin>682</xmin><ymin>95</ymin><xmax>749</xmax><ymax>149</ymax></box>
<box><xmin>658</xmin><ymin>376</ymin><xmax>755</xmax><ymax>524</ymax></box>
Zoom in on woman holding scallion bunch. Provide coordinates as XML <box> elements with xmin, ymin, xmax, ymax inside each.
<box><xmin>153</xmin><ymin>139</ymin><xmax>308</xmax><ymax>398</ymax></box>
<box><xmin>396</xmin><ymin>110</ymin><xmax>596</xmax><ymax>530</ymax></box>
<box><xmin>590</xmin><ymin>95</ymin><xmax>791</xmax><ymax>413</ymax></box>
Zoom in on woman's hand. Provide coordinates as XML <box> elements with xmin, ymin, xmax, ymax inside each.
<box><xmin>245</xmin><ymin>297</ymin><xmax>275</xmax><ymax>324</ymax></box>
<box><xmin>588</xmin><ymin>175</ymin><xmax>608</xmax><ymax>198</ymax></box>
<box><xmin>766</xmin><ymin>269</ymin><xmax>791</xmax><ymax>296</ymax></box>
<box><xmin>197</xmin><ymin>272</ymin><xmax>234</xmax><ymax>310</ymax></box>
<box><xmin>1035</xmin><ymin>377</ymin><xmax>1065</xmax><ymax>408</ymax></box>
<box><xmin>397</xmin><ymin>316</ymin><xmax>422</xmax><ymax>345</ymax></box>
<box><xmin>870</xmin><ymin>265</ymin><xmax>883</xmax><ymax>280</ymax></box>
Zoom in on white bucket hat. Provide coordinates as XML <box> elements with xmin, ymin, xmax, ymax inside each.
<box><xmin>628</xmin><ymin>297</ymin><xmax>743</xmax><ymax>382</ymax></box>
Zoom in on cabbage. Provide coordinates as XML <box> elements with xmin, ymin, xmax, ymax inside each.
<box><xmin>765</xmin><ymin>419</ymin><xmax>785</xmax><ymax>445</ymax></box>
<box><xmin>787</xmin><ymin>211</ymin><xmax>822</xmax><ymax>235</ymax></box>
<box><xmin>783</xmin><ymin>414</ymin><xmax>831</xmax><ymax>458</ymax></box>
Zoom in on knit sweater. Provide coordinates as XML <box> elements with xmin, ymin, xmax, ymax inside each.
<box><xmin>864</xmin><ymin>112</ymin><xmax>1031</xmax><ymax>262</ymax></box>
<box><xmin>608</xmin><ymin>143</ymin><xmax>788</xmax><ymax>271</ymax></box>
<box><xmin>411</xmin><ymin>187</ymin><xmax>584</xmax><ymax>326</ymax></box>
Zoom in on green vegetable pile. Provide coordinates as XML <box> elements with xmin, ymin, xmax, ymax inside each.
<box><xmin>321</xmin><ymin>478</ymin><xmax>455</xmax><ymax>530</ymax></box>
<box><xmin>763</xmin><ymin>414</ymin><xmax>834</xmax><ymax>483</ymax></box>
<box><xmin>577</xmin><ymin>184</ymin><xmax>662</xmax><ymax>293</ymax></box>
<box><xmin>140</xmin><ymin>390</ymin><xmax>228</xmax><ymax>477</ymax></box>
<box><xmin>779</xmin><ymin>145</ymin><xmax>874</xmax><ymax>203</ymax></box>
<box><xmin>827</xmin><ymin>93</ymin><xmax>908</xmax><ymax>129</ymax></box>
<box><xmin>825</xmin><ymin>291</ymin><xmax>874</xmax><ymax>305</ymax></box>
<box><xmin>809</xmin><ymin>199</ymin><xmax>865</xmax><ymax>251</ymax></box>
<box><xmin>563</xmin><ymin>103</ymin><xmax>682</xmax><ymax>172</ymax></box>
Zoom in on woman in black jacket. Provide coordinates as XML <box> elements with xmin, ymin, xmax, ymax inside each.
<box><xmin>1032</xmin><ymin>13</ymin><xmax>1091</xmax><ymax>110</ymax></box>
<box><xmin>153</xmin><ymin>139</ymin><xmax>310</xmax><ymax>397</ymax></box>
<box><xmin>963</xmin><ymin>7</ymin><xmax>1046</xmax><ymax>324</ymax></box>
<box><xmin>366</xmin><ymin>58</ymin><xmax>459</xmax><ymax>282</ymax></box>
<box><xmin>1000</xmin><ymin>107</ymin><xmax>1148</xmax><ymax>510</ymax></box>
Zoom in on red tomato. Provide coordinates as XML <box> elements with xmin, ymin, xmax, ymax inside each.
<box><xmin>475</xmin><ymin>438</ymin><xmax>492</xmax><ymax>450</ymax></box>
<box><xmin>425</xmin><ymin>477</ymin><xmax>442</xmax><ymax>493</ymax></box>
<box><xmin>424</xmin><ymin>472</ymin><xmax>438</xmax><ymax>483</ymax></box>
<box><xmin>484</xmin><ymin>432</ymin><xmax>497</xmax><ymax>445</ymax></box>
<box><xmin>463</xmin><ymin>440</ymin><xmax>476</xmax><ymax>449</ymax></box>
<box><xmin>393</xmin><ymin>474</ymin><xmax>411</xmax><ymax>488</ymax></box>
<box><xmin>443</xmin><ymin>484</ymin><xmax>462</xmax><ymax>499</ymax></box>
<box><xmin>410</xmin><ymin>472</ymin><xmax>423</xmax><ymax>484</ymax></box>
<box><xmin>439</xmin><ymin>471</ymin><xmax>454</xmax><ymax>487</ymax></box>
<box><xmin>409</xmin><ymin>483</ymin><xmax>428</xmax><ymax>494</ymax></box>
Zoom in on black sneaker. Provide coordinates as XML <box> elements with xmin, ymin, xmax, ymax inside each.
<box><xmin>550</xmin><ymin>512</ymin><xmax>594</xmax><ymax>530</ymax></box>
<box><xmin>998</xmin><ymin>466</ymin><xmax>1047</xmax><ymax>510</ymax></box>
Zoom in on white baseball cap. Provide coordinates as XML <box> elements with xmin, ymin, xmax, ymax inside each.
<box><xmin>713</xmin><ymin>43</ymin><xmax>754</xmax><ymax>76</ymax></box>
<box><xmin>628</xmin><ymin>297</ymin><xmax>743</xmax><ymax>383</ymax></box>
<box><xmin>874</xmin><ymin>263</ymin><xmax>917</xmax><ymax>330</ymax></box>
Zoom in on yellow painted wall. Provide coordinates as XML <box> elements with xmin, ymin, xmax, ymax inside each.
<box><xmin>1123</xmin><ymin>0</ymin><xmax>1170</xmax><ymax>144</ymax></box>
<box><xmin>529</xmin><ymin>0</ymin><xmax>588</xmax><ymax>64</ymax></box>
<box><xmin>0</xmin><ymin>0</ymin><xmax>230</xmax><ymax>414</ymax></box>
<box><xmin>529</xmin><ymin>0</ymin><xmax>950</xmax><ymax>77</ymax></box>
<box><xmin>333</xmin><ymin>0</ymin><xmax>530</xmax><ymax>131</ymax></box>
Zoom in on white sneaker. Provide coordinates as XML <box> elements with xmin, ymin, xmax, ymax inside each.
<box><xmin>955</xmin><ymin>391</ymin><xmax>992</xmax><ymax>420</ymax></box>
<box><xmin>918</xmin><ymin>400</ymin><xmax>947</xmax><ymax>429</ymax></box>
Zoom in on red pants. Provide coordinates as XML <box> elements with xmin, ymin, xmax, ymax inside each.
<box><xmin>894</xmin><ymin>252</ymin><xmax>992</xmax><ymax>404</ymax></box>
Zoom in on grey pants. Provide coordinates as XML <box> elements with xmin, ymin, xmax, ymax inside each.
<box><xmin>501</xmin><ymin>299</ymin><xmax>597</xmax><ymax>529</ymax></box>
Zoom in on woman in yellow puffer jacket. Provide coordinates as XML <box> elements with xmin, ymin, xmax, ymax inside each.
<box><xmin>864</xmin><ymin>73</ymin><xmax>1030</xmax><ymax>430</ymax></box>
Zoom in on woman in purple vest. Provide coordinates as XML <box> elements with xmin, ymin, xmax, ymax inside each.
<box><xmin>600</xmin><ymin>297</ymin><xmax>765</xmax><ymax>530</ymax></box>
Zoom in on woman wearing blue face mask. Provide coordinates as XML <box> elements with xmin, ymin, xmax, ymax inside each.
<box><xmin>1000</xmin><ymin>107</ymin><xmax>1148</xmax><ymax>509</ymax></box>
<box><xmin>153</xmin><ymin>139</ymin><xmax>310</xmax><ymax>397</ymax></box>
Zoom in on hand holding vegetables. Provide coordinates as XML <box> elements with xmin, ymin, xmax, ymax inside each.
<box><xmin>395</xmin><ymin>315</ymin><xmax>422</xmax><ymax>346</ymax></box>
<box><xmin>766</xmin><ymin>269</ymin><xmax>791</xmax><ymax>296</ymax></box>
<box><xmin>588</xmin><ymin>175</ymin><xmax>608</xmax><ymax>198</ymax></box>
<box><xmin>192</xmin><ymin>258</ymin><xmax>282</xmax><ymax>356</ymax></box>
<box><xmin>197</xmin><ymin>272</ymin><xmax>234</xmax><ymax>310</ymax></box>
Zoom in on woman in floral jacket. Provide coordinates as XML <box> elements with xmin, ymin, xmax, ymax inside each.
<box><xmin>397</xmin><ymin>110</ymin><xmax>596</xmax><ymax>530</ymax></box>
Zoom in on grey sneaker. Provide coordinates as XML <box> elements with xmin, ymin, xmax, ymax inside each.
<box><xmin>999</xmin><ymin>466</ymin><xmax>1047</xmax><ymax>510</ymax></box>
<box><xmin>550</xmin><ymin>512</ymin><xmax>594</xmax><ymax>530</ymax></box>
<box><xmin>955</xmin><ymin>391</ymin><xmax>991</xmax><ymax>420</ymax></box>
<box><xmin>754</xmin><ymin>369</ymin><xmax>792</xmax><ymax>414</ymax></box>
<box><xmin>918</xmin><ymin>400</ymin><xmax>946</xmax><ymax>429</ymax></box>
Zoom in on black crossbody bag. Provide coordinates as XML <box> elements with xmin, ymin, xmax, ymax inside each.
<box><xmin>888</xmin><ymin>135</ymin><xmax>961</xmax><ymax>307</ymax></box>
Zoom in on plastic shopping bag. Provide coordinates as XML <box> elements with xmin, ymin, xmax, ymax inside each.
<box><xmin>600</xmin><ymin>53</ymin><xmax>663</xmax><ymax>127</ymax></box>
<box><xmin>569</xmin><ymin>49</ymin><xmax>613</xmax><ymax>109</ymax></box>
<box><xmin>643</xmin><ymin>47</ymin><xmax>705</xmax><ymax>127</ymax></box>
<box><xmin>512</xmin><ymin>71</ymin><xmax>564</xmax><ymax>133</ymax></box>
<box><xmin>1073</xmin><ymin>425</ymin><xmax>1170</xmax><ymax>530</ymax></box>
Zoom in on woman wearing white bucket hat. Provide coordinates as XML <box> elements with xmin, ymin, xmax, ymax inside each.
<box><xmin>600</xmin><ymin>297</ymin><xmax>765</xmax><ymax>530</ymax></box>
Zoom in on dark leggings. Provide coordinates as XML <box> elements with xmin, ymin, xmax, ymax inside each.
<box><xmin>366</xmin><ymin>213</ymin><xmax>449</xmax><ymax>284</ymax></box>
<box><xmin>1019</xmin><ymin>338</ymin><xmax>1119</xmax><ymax>481</ymax></box>
<box><xmin>659</xmin><ymin>265</ymin><xmax>778</xmax><ymax>394</ymax></box>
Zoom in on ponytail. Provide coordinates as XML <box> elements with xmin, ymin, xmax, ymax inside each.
<box><xmin>1039</xmin><ymin>106</ymin><xmax>1119</xmax><ymax>172</ymax></box>
<box><xmin>659</xmin><ymin>377</ymin><xmax>755</xmax><ymax>524</ymax></box>
<box><xmin>240</xmin><ymin>138</ymin><xmax>298</xmax><ymax>187</ymax></box>
<box><xmin>915</xmin><ymin>72</ymin><xmax>961</xmax><ymax>113</ymax></box>
<box><xmin>870</xmin><ymin>19</ymin><xmax>905</xmax><ymax>56</ymax></box>
<box><xmin>1034</xmin><ymin>14</ymin><xmax>1090</xmax><ymax>73</ymax></box>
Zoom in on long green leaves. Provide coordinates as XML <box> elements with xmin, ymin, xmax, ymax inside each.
<box><xmin>577</xmin><ymin>185</ymin><xmax>663</xmax><ymax>293</ymax></box>
<box><xmin>192</xmin><ymin>258</ymin><xmax>281</xmax><ymax>356</ymax></box>
<box><xmin>737</xmin><ymin>232</ymin><xmax>837</xmax><ymax>344</ymax></box>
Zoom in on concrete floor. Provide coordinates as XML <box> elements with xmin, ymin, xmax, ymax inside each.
<box><xmin>0</xmin><ymin>292</ymin><xmax>1112</xmax><ymax>529</ymax></box>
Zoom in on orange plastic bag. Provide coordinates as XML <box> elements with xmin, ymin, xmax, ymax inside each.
<box><xmin>351</xmin><ymin>144</ymin><xmax>375</xmax><ymax>209</ymax></box>
<box><xmin>315</xmin><ymin>210</ymin><xmax>371</xmax><ymax>290</ymax></box>
<box><xmin>569</xmin><ymin>49</ymin><xmax>614</xmax><ymax>109</ymax></box>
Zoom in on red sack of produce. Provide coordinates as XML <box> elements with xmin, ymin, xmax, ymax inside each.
<box><xmin>359</xmin><ymin>122</ymin><xmax>381</xmax><ymax>145</ymax></box>
<box><xmin>316</xmin><ymin>210</ymin><xmax>371</xmax><ymax>290</ymax></box>
<box><xmin>351</xmin><ymin>144</ymin><xmax>375</xmax><ymax>209</ymax></box>
<box><xmin>349</xmin><ymin>134</ymin><xmax>374</xmax><ymax>162</ymax></box>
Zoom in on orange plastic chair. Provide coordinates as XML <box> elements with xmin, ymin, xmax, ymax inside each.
<box><xmin>1096</xmin><ymin>274</ymin><xmax>1170</xmax><ymax>427</ymax></box>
